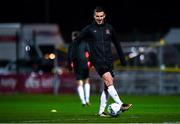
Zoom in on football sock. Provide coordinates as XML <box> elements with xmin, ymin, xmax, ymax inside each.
<box><xmin>77</xmin><ymin>85</ymin><xmax>86</xmax><ymax>104</ymax></box>
<box><xmin>84</xmin><ymin>83</ymin><xmax>90</xmax><ymax>103</ymax></box>
<box><xmin>99</xmin><ymin>90</ymin><xmax>109</xmax><ymax>114</ymax></box>
<box><xmin>107</xmin><ymin>85</ymin><xmax>123</xmax><ymax>106</ymax></box>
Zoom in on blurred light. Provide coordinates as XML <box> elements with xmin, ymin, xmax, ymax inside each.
<box><xmin>87</xmin><ymin>61</ymin><xmax>91</xmax><ymax>68</ymax></box>
<box><xmin>54</xmin><ymin>67</ymin><xmax>63</xmax><ymax>75</ymax></box>
<box><xmin>139</xmin><ymin>47</ymin><xmax>144</xmax><ymax>53</ymax></box>
<box><xmin>30</xmin><ymin>72</ymin><xmax>36</xmax><ymax>77</ymax></box>
<box><xmin>57</xmin><ymin>68</ymin><xmax>63</xmax><ymax>75</ymax></box>
<box><xmin>25</xmin><ymin>45</ymin><xmax>30</xmax><ymax>51</ymax></box>
<box><xmin>140</xmin><ymin>54</ymin><xmax>145</xmax><ymax>61</ymax></box>
<box><xmin>85</xmin><ymin>52</ymin><xmax>89</xmax><ymax>58</ymax></box>
<box><xmin>160</xmin><ymin>38</ymin><xmax>165</xmax><ymax>45</ymax></box>
<box><xmin>131</xmin><ymin>47</ymin><xmax>136</xmax><ymax>52</ymax></box>
<box><xmin>44</xmin><ymin>53</ymin><xmax>56</xmax><ymax>59</ymax></box>
<box><xmin>160</xmin><ymin>64</ymin><xmax>165</xmax><ymax>70</ymax></box>
<box><xmin>71</xmin><ymin>62</ymin><xmax>74</xmax><ymax>68</ymax></box>
<box><xmin>49</xmin><ymin>53</ymin><xmax>55</xmax><ymax>59</ymax></box>
<box><xmin>129</xmin><ymin>52</ymin><xmax>138</xmax><ymax>59</ymax></box>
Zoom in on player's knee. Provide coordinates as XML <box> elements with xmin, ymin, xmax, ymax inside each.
<box><xmin>104</xmin><ymin>80</ymin><xmax>113</xmax><ymax>87</ymax></box>
<box><xmin>77</xmin><ymin>80</ymin><xmax>83</xmax><ymax>86</ymax></box>
<box><xmin>105</xmin><ymin>83</ymin><xmax>112</xmax><ymax>87</ymax></box>
<box><xmin>84</xmin><ymin>78</ymin><xmax>89</xmax><ymax>84</ymax></box>
<box><xmin>102</xmin><ymin>74</ymin><xmax>109</xmax><ymax>82</ymax></box>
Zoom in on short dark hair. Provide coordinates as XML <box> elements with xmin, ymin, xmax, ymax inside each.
<box><xmin>94</xmin><ymin>6</ymin><xmax>105</xmax><ymax>14</ymax></box>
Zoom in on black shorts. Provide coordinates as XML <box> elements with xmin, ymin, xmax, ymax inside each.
<box><xmin>74</xmin><ymin>68</ymin><xmax>89</xmax><ymax>80</ymax></box>
<box><xmin>94</xmin><ymin>64</ymin><xmax>114</xmax><ymax>77</ymax></box>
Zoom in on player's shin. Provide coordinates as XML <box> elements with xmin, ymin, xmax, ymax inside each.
<box><xmin>99</xmin><ymin>90</ymin><xmax>109</xmax><ymax>114</ymax></box>
<box><xmin>84</xmin><ymin>82</ymin><xmax>90</xmax><ymax>103</ymax></box>
<box><xmin>77</xmin><ymin>85</ymin><xmax>86</xmax><ymax>105</ymax></box>
<box><xmin>107</xmin><ymin>85</ymin><xmax>123</xmax><ymax>106</ymax></box>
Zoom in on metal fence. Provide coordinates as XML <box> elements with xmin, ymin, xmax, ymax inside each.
<box><xmin>90</xmin><ymin>69</ymin><xmax>180</xmax><ymax>95</ymax></box>
<box><xmin>90</xmin><ymin>41</ymin><xmax>180</xmax><ymax>95</ymax></box>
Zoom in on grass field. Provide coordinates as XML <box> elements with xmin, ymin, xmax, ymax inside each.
<box><xmin>0</xmin><ymin>94</ymin><xmax>180</xmax><ymax>123</ymax></box>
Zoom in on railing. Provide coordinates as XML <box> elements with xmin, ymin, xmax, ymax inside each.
<box><xmin>90</xmin><ymin>69</ymin><xmax>180</xmax><ymax>95</ymax></box>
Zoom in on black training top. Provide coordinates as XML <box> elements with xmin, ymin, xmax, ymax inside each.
<box><xmin>67</xmin><ymin>40</ymin><xmax>90</xmax><ymax>70</ymax></box>
<box><xmin>77</xmin><ymin>21</ymin><xmax>126</xmax><ymax>68</ymax></box>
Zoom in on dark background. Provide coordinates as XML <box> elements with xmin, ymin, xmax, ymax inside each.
<box><xmin>0</xmin><ymin>0</ymin><xmax>180</xmax><ymax>42</ymax></box>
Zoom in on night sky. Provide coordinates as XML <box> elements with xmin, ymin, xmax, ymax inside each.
<box><xmin>0</xmin><ymin>0</ymin><xmax>180</xmax><ymax>42</ymax></box>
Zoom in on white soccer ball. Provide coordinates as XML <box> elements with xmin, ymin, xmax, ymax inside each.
<box><xmin>107</xmin><ymin>103</ymin><xmax>122</xmax><ymax>117</ymax></box>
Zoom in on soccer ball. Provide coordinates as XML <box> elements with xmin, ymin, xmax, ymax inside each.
<box><xmin>107</xmin><ymin>103</ymin><xmax>122</xmax><ymax>117</ymax></box>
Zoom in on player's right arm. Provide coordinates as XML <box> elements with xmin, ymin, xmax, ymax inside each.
<box><xmin>111</xmin><ymin>26</ymin><xmax>127</xmax><ymax>66</ymax></box>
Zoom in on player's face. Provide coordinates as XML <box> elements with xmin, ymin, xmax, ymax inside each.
<box><xmin>94</xmin><ymin>11</ymin><xmax>106</xmax><ymax>25</ymax></box>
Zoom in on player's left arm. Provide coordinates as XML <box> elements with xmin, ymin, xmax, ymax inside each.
<box><xmin>111</xmin><ymin>26</ymin><xmax>127</xmax><ymax>66</ymax></box>
<box><xmin>75</xmin><ymin>25</ymin><xmax>90</xmax><ymax>44</ymax></box>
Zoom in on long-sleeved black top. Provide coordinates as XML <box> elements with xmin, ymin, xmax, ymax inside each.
<box><xmin>77</xmin><ymin>21</ymin><xmax>126</xmax><ymax>68</ymax></box>
<box><xmin>67</xmin><ymin>40</ymin><xmax>90</xmax><ymax>70</ymax></box>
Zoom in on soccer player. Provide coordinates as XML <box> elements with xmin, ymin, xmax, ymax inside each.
<box><xmin>75</xmin><ymin>7</ymin><xmax>132</xmax><ymax>116</ymax></box>
<box><xmin>67</xmin><ymin>31</ymin><xmax>91</xmax><ymax>106</ymax></box>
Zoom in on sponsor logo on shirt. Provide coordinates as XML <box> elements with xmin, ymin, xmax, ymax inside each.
<box><xmin>106</xmin><ymin>29</ymin><xmax>110</xmax><ymax>34</ymax></box>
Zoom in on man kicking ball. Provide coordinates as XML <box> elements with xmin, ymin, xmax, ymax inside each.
<box><xmin>76</xmin><ymin>6</ymin><xmax>132</xmax><ymax>116</ymax></box>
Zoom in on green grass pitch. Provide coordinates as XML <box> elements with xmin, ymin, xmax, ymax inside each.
<box><xmin>0</xmin><ymin>94</ymin><xmax>180</xmax><ymax>123</ymax></box>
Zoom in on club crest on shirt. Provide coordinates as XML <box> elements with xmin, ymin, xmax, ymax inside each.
<box><xmin>93</xmin><ymin>30</ymin><xmax>97</xmax><ymax>33</ymax></box>
<box><xmin>105</xmin><ymin>29</ymin><xmax>110</xmax><ymax>34</ymax></box>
